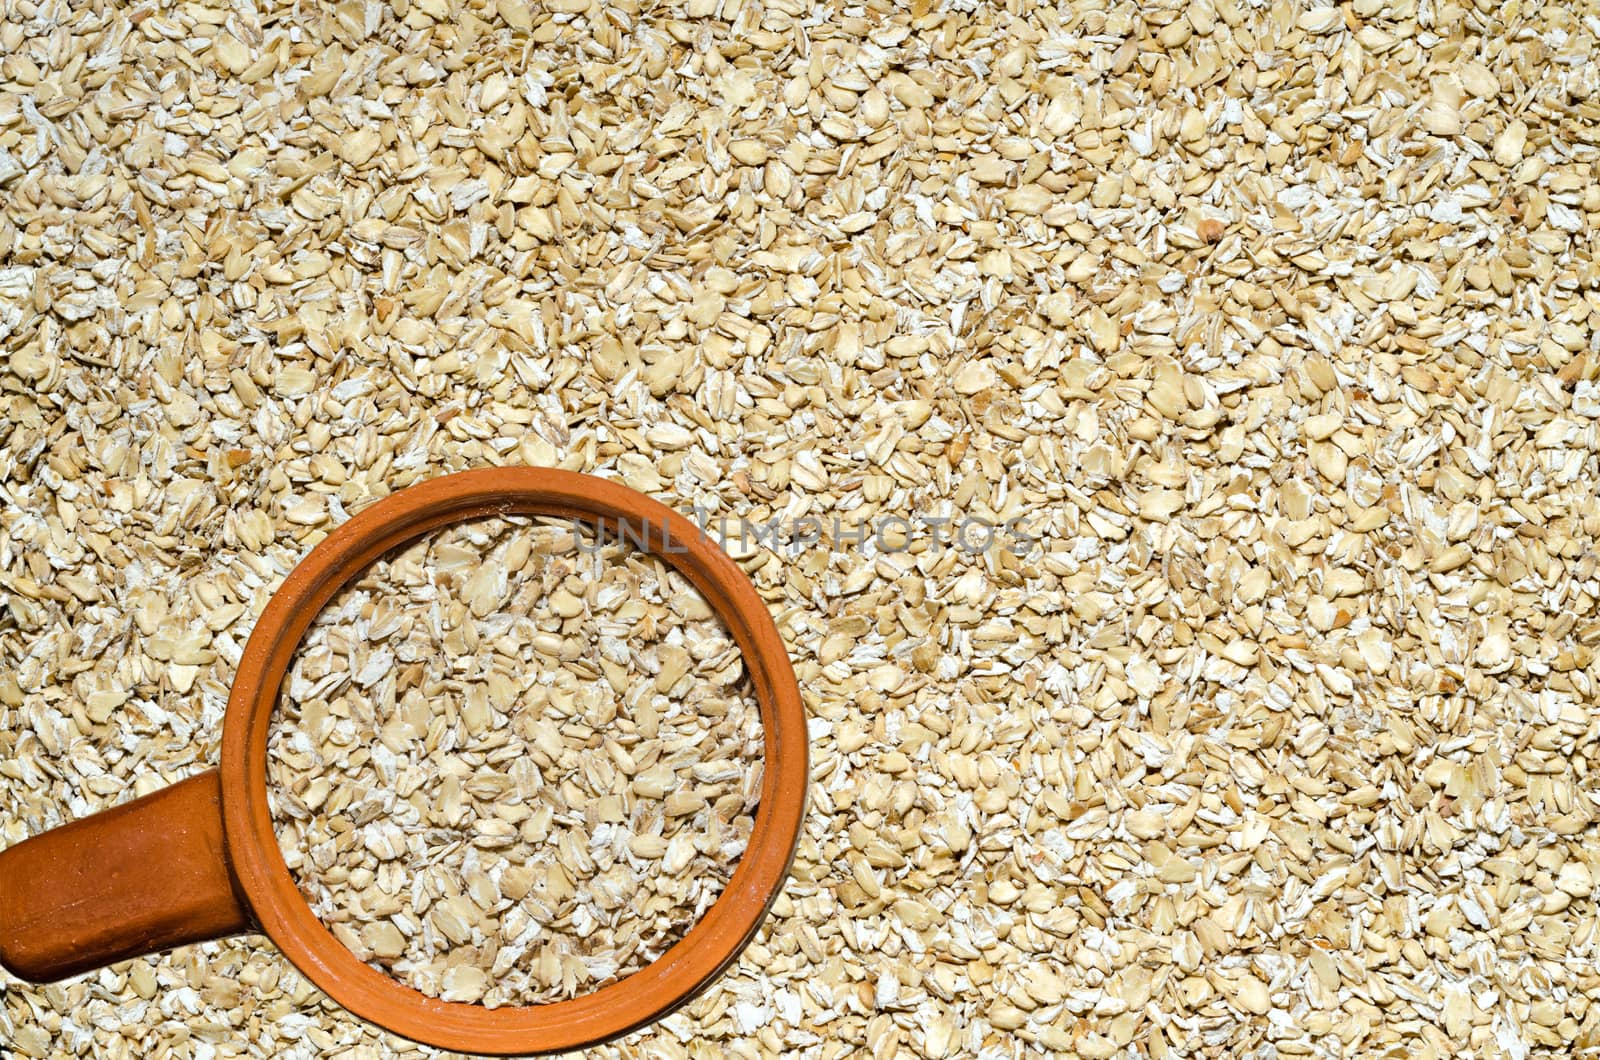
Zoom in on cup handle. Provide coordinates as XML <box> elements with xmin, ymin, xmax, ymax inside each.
<box><xmin>0</xmin><ymin>769</ymin><xmax>255</xmax><ymax>982</ymax></box>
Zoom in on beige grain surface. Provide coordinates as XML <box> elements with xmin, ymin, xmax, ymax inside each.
<box><xmin>267</xmin><ymin>516</ymin><xmax>763</xmax><ymax>1008</ymax></box>
<box><xmin>4</xmin><ymin>0</ymin><xmax>1600</xmax><ymax>1056</ymax></box>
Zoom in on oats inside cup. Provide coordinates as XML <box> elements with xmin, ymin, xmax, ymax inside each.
<box><xmin>266</xmin><ymin>516</ymin><xmax>762</xmax><ymax>1006</ymax></box>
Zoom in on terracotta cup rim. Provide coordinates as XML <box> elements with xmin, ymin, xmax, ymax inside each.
<box><xmin>218</xmin><ymin>467</ymin><xmax>808</xmax><ymax>1055</ymax></box>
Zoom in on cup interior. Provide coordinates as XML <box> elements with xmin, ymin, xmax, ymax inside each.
<box><xmin>264</xmin><ymin>512</ymin><xmax>764</xmax><ymax>1007</ymax></box>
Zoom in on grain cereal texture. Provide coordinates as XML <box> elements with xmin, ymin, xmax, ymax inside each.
<box><xmin>4</xmin><ymin>0</ymin><xmax>1600</xmax><ymax>1057</ymax></box>
<box><xmin>266</xmin><ymin>517</ymin><xmax>763</xmax><ymax>1009</ymax></box>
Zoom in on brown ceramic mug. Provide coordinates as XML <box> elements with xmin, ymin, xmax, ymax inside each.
<box><xmin>0</xmin><ymin>468</ymin><xmax>809</xmax><ymax>1055</ymax></box>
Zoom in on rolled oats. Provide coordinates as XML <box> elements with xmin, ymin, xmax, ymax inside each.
<box><xmin>266</xmin><ymin>518</ymin><xmax>761</xmax><ymax>1007</ymax></box>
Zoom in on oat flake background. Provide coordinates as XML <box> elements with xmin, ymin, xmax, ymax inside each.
<box><xmin>3</xmin><ymin>0</ymin><xmax>1600</xmax><ymax>1056</ymax></box>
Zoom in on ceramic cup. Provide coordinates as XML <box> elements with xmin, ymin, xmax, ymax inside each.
<box><xmin>0</xmin><ymin>467</ymin><xmax>808</xmax><ymax>1055</ymax></box>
